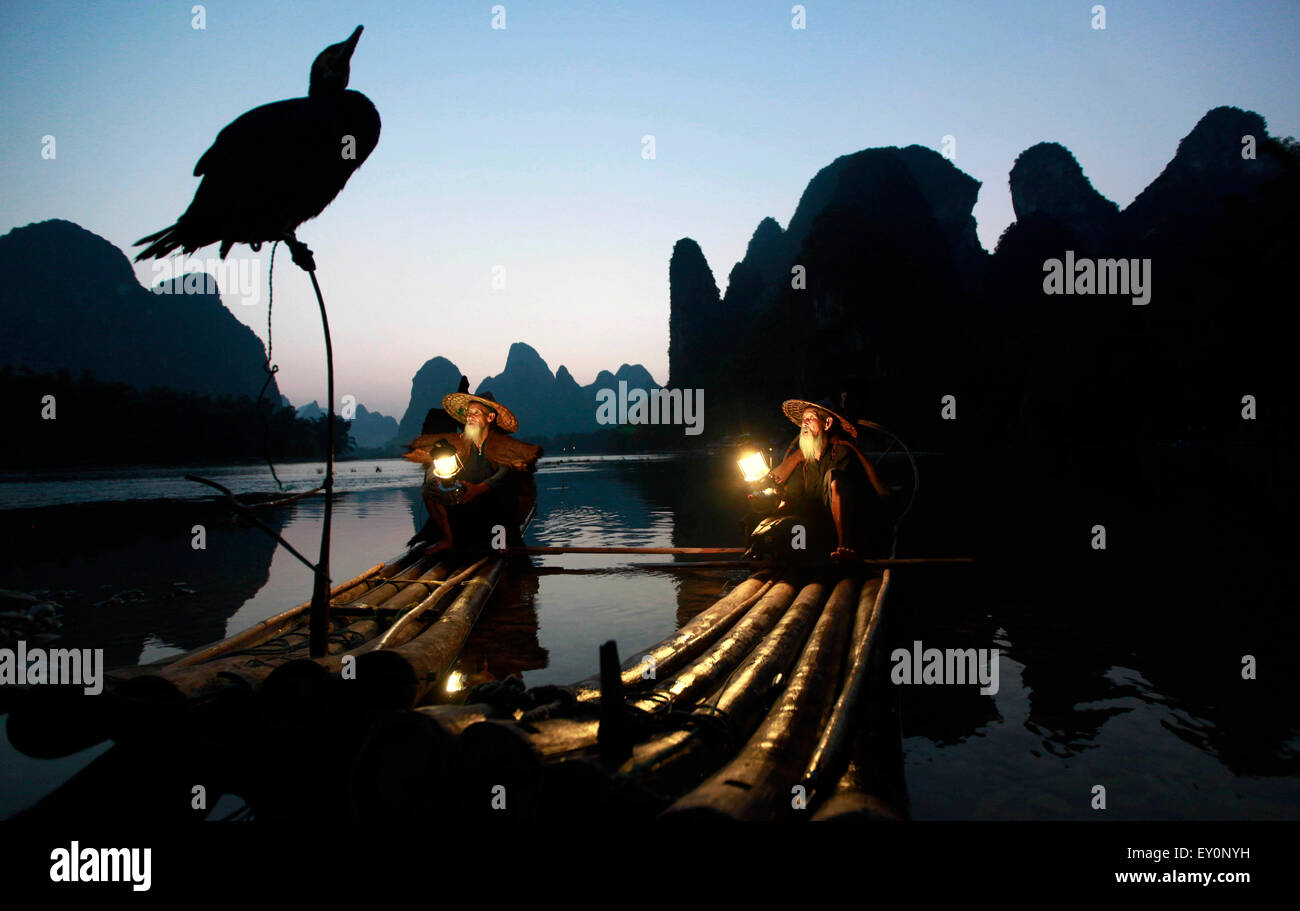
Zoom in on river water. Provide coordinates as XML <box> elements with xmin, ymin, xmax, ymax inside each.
<box><xmin>1</xmin><ymin>450</ymin><xmax>1296</xmax><ymax>820</ymax></box>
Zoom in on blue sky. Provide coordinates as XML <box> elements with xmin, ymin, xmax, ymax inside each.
<box><xmin>3</xmin><ymin>0</ymin><xmax>1298</xmax><ymax>418</ymax></box>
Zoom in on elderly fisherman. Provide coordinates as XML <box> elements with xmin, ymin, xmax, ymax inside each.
<box><xmin>766</xmin><ymin>398</ymin><xmax>893</xmax><ymax>561</ymax></box>
<box><xmin>404</xmin><ymin>391</ymin><xmax>542</xmax><ymax>554</ymax></box>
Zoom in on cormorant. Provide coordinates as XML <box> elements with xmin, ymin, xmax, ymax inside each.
<box><xmin>134</xmin><ymin>25</ymin><xmax>380</xmax><ymax>269</ymax></box>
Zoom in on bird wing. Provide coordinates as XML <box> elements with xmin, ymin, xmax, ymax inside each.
<box><xmin>340</xmin><ymin>90</ymin><xmax>382</xmax><ymax>167</ymax></box>
<box><xmin>193</xmin><ymin>98</ymin><xmax>308</xmax><ymax>177</ymax></box>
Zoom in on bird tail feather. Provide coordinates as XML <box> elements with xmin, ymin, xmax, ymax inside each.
<box><xmin>133</xmin><ymin>224</ymin><xmax>182</xmax><ymax>262</ymax></box>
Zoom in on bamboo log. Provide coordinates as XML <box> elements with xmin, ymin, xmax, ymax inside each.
<box><xmin>449</xmin><ymin>717</ymin><xmax>546</xmax><ymax>820</ymax></box>
<box><xmin>459</xmin><ymin>715</ymin><xmax>601</xmax><ymax>766</ymax></box>
<box><xmin>802</xmin><ymin>571</ymin><xmax>890</xmax><ymax>802</ymax></box>
<box><xmin>242</xmin><ymin>559</ymin><xmax>468</xmax><ymax>712</ymax></box>
<box><xmin>374</xmin><ymin>557</ymin><xmax>488</xmax><ymax>650</ymax></box>
<box><xmin>259</xmin><ymin>560</ymin><xmax>471</xmax><ymax>707</ymax></box>
<box><xmin>810</xmin><ymin>717</ymin><xmax>909</xmax><ymax>822</ymax></box>
<box><xmin>627</xmin><ymin>580</ymin><xmax>804</xmax><ymax>713</ymax></box>
<box><xmin>536</xmin><ymin>755</ymin><xmax>668</xmax><ymax>822</ymax></box>
<box><xmin>661</xmin><ymin>575</ymin><xmax>861</xmax><ymax>821</ymax></box>
<box><xmin>89</xmin><ymin>557</ymin><xmax>451</xmax><ymax>746</ymax></box>
<box><xmin>617</xmin><ymin>577</ymin><xmax>854</xmax><ymax>797</ymax></box>
<box><xmin>352</xmin><ymin>559</ymin><xmax>506</xmax><ymax>709</ymax></box>
<box><xmin>166</xmin><ymin>548</ymin><xmax>418</xmax><ymax>669</ymax></box>
<box><xmin>810</xmin><ymin>676</ymin><xmax>910</xmax><ymax>821</ymax></box>
<box><xmin>125</xmin><ymin>552</ymin><xmax>439</xmax><ymax>694</ymax></box>
<box><xmin>346</xmin><ymin>703</ymin><xmax>496</xmax><ymax>820</ymax></box>
<box><xmin>568</xmin><ymin>575</ymin><xmax>773</xmax><ymax>703</ymax></box>
<box><xmin>455</xmin><ymin>580</ymin><xmax>798</xmax><ymax>768</ymax></box>
<box><xmin>812</xmin><ymin>573</ymin><xmax>910</xmax><ymax>821</ymax></box>
<box><xmin>449</xmin><ymin>579</ymin><xmax>809</xmax><ymax>804</ymax></box>
<box><xmin>116</xmin><ymin>555</ymin><xmax>445</xmax><ymax>692</ymax></box>
<box><xmin>4</xmin><ymin>551</ymin><xmax>431</xmax><ymax>759</ymax></box>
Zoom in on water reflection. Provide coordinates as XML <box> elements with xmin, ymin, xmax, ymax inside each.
<box><xmin>0</xmin><ymin>500</ymin><xmax>285</xmax><ymax>668</ymax></box>
<box><xmin>2</xmin><ymin>450</ymin><xmax>1297</xmax><ymax>821</ymax></box>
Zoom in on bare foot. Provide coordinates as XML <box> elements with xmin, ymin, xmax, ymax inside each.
<box><xmin>425</xmin><ymin>539</ymin><xmax>454</xmax><ymax>556</ymax></box>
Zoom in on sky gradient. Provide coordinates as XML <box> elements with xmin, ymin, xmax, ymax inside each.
<box><xmin>3</xmin><ymin>0</ymin><xmax>1298</xmax><ymax>418</ymax></box>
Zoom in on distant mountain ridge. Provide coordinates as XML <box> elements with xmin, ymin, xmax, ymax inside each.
<box><xmin>297</xmin><ymin>399</ymin><xmax>398</xmax><ymax>449</ymax></box>
<box><xmin>0</xmin><ymin>219</ymin><xmax>281</xmax><ymax>403</ymax></box>
<box><xmin>397</xmin><ymin>342</ymin><xmax>659</xmax><ymax>443</ymax></box>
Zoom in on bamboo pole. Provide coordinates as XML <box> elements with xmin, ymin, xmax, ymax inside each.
<box><xmin>626</xmin><ymin>580</ymin><xmax>804</xmax><ymax>714</ymax></box>
<box><xmin>259</xmin><ymin>557</ymin><xmax>478</xmax><ymax>703</ymax></box>
<box><xmin>449</xmin><ymin>579</ymin><xmax>806</xmax><ymax>799</ymax></box>
<box><xmin>126</xmin><ymin>555</ymin><xmax>444</xmax><ymax>685</ymax></box>
<box><xmin>352</xmin><ymin>559</ymin><xmax>506</xmax><ymax>709</ymax></box>
<box><xmin>810</xmin><ymin>698</ymin><xmax>910</xmax><ymax>823</ymax></box>
<box><xmin>95</xmin><ymin>557</ymin><xmax>451</xmax><ymax>740</ymax></box>
<box><xmin>167</xmin><ymin>549</ymin><xmax>416</xmax><ymax>669</ymax></box>
<box><xmin>373</xmin><ymin>556</ymin><xmax>488</xmax><ymax>650</ymax></box>
<box><xmin>802</xmin><ymin>571</ymin><xmax>891</xmax><ymax>802</ymax></box>
<box><xmin>812</xmin><ymin>572</ymin><xmax>911</xmax><ymax>821</ymax></box>
<box><xmin>661</xmin><ymin>575</ymin><xmax>861</xmax><ymax>821</ymax></box>
<box><xmin>568</xmin><ymin>575</ymin><xmax>773</xmax><ymax>703</ymax></box>
<box><xmin>349</xmin><ymin>575</ymin><xmax>774</xmax><ymax>816</ymax></box>
<box><xmin>617</xmin><ymin>577</ymin><xmax>861</xmax><ymax>798</ymax></box>
<box><xmin>3</xmin><ymin>550</ymin><xmax>427</xmax><ymax>760</ymax></box>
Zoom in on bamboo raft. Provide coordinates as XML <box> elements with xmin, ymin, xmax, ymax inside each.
<box><xmin>8</xmin><ymin>540</ymin><xmax>909</xmax><ymax>823</ymax></box>
<box><xmin>5</xmin><ymin>544</ymin><xmax>501</xmax><ymax>749</ymax></box>
<box><xmin>348</xmin><ymin>567</ymin><xmax>909</xmax><ymax>822</ymax></box>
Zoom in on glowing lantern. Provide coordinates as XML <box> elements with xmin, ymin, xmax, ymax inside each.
<box><xmin>737</xmin><ymin>449</ymin><xmax>770</xmax><ymax>484</ymax></box>
<box><xmin>431</xmin><ymin>438</ymin><xmax>462</xmax><ymax>480</ymax></box>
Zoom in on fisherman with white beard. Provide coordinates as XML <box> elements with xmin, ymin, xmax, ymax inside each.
<box><xmin>766</xmin><ymin>399</ymin><xmax>892</xmax><ymax>561</ymax></box>
<box><xmin>404</xmin><ymin>391</ymin><xmax>543</xmax><ymax>554</ymax></box>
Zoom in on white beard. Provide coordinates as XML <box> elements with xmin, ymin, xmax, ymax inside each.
<box><xmin>799</xmin><ymin>429</ymin><xmax>826</xmax><ymax>463</ymax></box>
<box><xmin>462</xmin><ymin>422</ymin><xmax>484</xmax><ymax>447</ymax></box>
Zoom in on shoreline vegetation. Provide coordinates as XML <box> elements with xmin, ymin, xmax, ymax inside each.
<box><xmin>3</xmin><ymin>365</ymin><xmax>711</xmax><ymax>472</ymax></box>
<box><xmin>4</xmin><ymin>365</ymin><xmax>351</xmax><ymax>470</ymax></box>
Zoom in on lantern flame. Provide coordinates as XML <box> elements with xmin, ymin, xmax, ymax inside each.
<box><xmin>737</xmin><ymin>450</ymin><xmax>769</xmax><ymax>483</ymax></box>
<box><xmin>430</xmin><ymin>439</ymin><xmax>462</xmax><ymax>480</ymax></box>
<box><xmin>433</xmin><ymin>453</ymin><xmax>461</xmax><ymax>479</ymax></box>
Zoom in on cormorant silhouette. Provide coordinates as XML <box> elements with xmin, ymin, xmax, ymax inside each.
<box><xmin>133</xmin><ymin>25</ymin><xmax>380</xmax><ymax>270</ymax></box>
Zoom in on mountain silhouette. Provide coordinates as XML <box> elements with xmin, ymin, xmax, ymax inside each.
<box><xmin>395</xmin><ymin>343</ymin><xmax>660</xmax><ymax>444</ymax></box>
<box><xmin>296</xmin><ymin>399</ymin><xmax>396</xmax><ymax>449</ymax></box>
<box><xmin>666</xmin><ymin>106</ymin><xmax>1299</xmax><ymax>449</ymax></box>
<box><xmin>396</xmin><ymin>356</ymin><xmax>465</xmax><ymax>443</ymax></box>
<box><xmin>0</xmin><ymin>219</ymin><xmax>280</xmax><ymax>402</ymax></box>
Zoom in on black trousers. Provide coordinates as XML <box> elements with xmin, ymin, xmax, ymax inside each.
<box><xmin>410</xmin><ymin>484</ymin><xmax>520</xmax><ymax>552</ymax></box>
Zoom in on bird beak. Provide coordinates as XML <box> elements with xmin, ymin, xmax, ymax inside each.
<box><xmin>343</xmin><ymin>25</ymin><xmax>363</xmax><ymax>58</ymax></box>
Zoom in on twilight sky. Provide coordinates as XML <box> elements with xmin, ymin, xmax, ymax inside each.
<box><xmin>3</xmin><ymin>0</ymin><xmax>1298</xmax><ymax>418</ymax></box>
